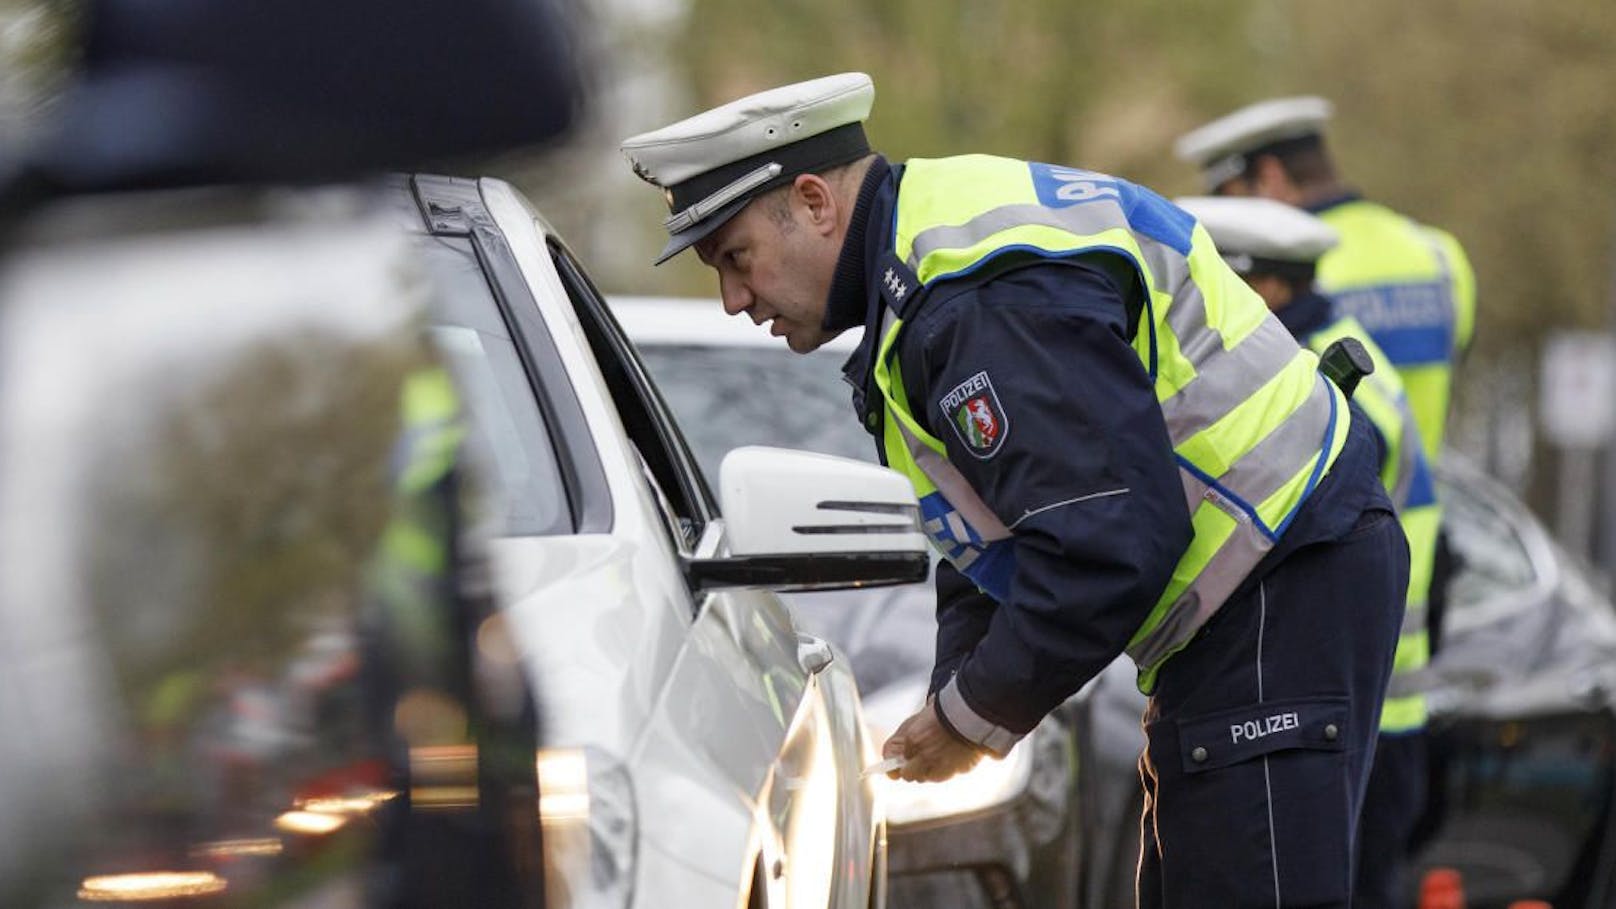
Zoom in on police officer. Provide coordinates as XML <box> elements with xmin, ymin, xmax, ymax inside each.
<box><xmin>1178</xmin><ymin>100</ymin><xmax>1477</xmax><ymax>906</ymax></box>
<box><xmin>1178</xmin><ymin>196</ymin><xmax>1439</xmax><ymax>908</ymax></box>
<box><xmin>1174</xmin><ymin>98</ymin><xmax>1475</xmax><ymax>465</ymax></box>
<box><xmin>621</xmin><ymin>74</ymin><xmax>1408</xmax><ymax>907</ymax></box>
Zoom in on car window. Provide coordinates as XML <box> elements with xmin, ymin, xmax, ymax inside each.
<box><xmin>417</xmin><ymin>235</ymin><xmax>570</xmax><ymax>535</ymax></box>
<box><xmin>1437</xmin><ymin>472</ymin><xmax>1542</xmax><ymax>608</ymax></box>
<box><xmin>547</xmin><ymin>242</ymin><xmax>715</xmax><ymax>551</ymax></box>
<box><xmin>634</xmin><ymin>345</ymin><xmax>875</xmax><ymax>485</ymax></box>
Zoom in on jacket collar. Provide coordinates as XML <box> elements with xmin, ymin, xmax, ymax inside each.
<box><xmin>1277</xmin><ymin>288</ymin><xmax>1337</xmax><ymax>341</ymax></box>
<box><xmin>829</xmin><ymin>157</ymin><xmax>900</xmax><ymax>431</ymax></box>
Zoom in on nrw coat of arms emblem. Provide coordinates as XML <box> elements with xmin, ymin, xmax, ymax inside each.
<box><xmin>939</xmin><ymin>370</ymin><xmax>1008</xmax><ymax>458</ymax></box>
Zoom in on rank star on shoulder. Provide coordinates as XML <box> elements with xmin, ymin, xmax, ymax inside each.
<box><xmin>882</xmin><ymin>268</ymin><xmax>907</xmax><ymax>300</ymax></box>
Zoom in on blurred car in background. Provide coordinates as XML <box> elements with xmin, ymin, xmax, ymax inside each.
<box><xmin>395</xmin><ymin>176</ymin><xmax>920</xmax><ymax>909</ymax></box>
<box><xmin>1411</xmin><ymin>459</ymin><xmax>1616</xmax><ymax>908</ymax></box>
<box><xmin>613</xmin><ymin>295</ymin><xmax>1616</xmax><ymax>909</ymax></box>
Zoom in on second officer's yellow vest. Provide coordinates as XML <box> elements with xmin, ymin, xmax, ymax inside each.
<box><xmin>1307</xmin><ymin>316</ymin><xmax>1435</xmax><ymax>733</ymax></box>
<box><xmin>1315</xmin><ymin>199</ymin><xmax>1475</xmax><ymax>462</ymax></box>
<box><xmin>874</xmin><ymin>155</ymin><xmax>1350</xmax><ymax>692</ymax></box>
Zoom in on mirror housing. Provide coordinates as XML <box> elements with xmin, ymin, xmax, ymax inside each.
<box><xmin>687</xmin><ymin>447</ymin><xmax>930</xmax><ymax>593</ymax></box>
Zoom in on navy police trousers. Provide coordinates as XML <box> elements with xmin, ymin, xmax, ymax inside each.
<box><xmin>1137</xmin><ymin>409</ymin><xmax>1408</xmax><ymax>908</ymax></box>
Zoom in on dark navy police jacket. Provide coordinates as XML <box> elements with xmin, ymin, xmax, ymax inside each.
<box><xmin>827</xmin><ymin>159</ymin><xmax>1391</xmax><ymax>735</ymax></box>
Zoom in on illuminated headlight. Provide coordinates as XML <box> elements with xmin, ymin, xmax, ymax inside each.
<box><xmin>537</xmin><ymin>746</ymin><xmax>637</xmax><ymax>909</ymax></box>
<box><xmin>861</xmin><ymin>678</ymin><xmax>1034</xmax><ymax>827</ymax></box>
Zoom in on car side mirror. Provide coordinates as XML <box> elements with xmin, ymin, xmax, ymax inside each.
<box><xmin>686</xmin><ymin>446</ymin><xmax>930</xmax><ymax>593</ymax></box>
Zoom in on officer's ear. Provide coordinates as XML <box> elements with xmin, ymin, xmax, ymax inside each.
<box><xmin>791</xmin><ymin>173</ymin><xmax>840</xmax><ymax>237</ymax></box>
<box><xmin>1251</xmin><ymin>155</ymin><xmax>1303</xmax><ymax>205</ymax></box>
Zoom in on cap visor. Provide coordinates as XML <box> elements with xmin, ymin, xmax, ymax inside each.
<box><xmin>652</xmin><ymin>195</ymin><xmax>752</xmax><ymax>265</ymax></box>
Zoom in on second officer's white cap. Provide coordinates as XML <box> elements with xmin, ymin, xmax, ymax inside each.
<box><xmin>1175</xmin><ymin>196</ymin><xmax>1339</xmax><ymax>274</ymax></box>
<box><xmin>621</xmin><ymin>72</ymin><xmax>876</xmax><ymax>264</ymax></box>
<box><xmin>1174</xmin><ymin>96</ymin><xmax>1333</xmax><ymax>191</ymax></box>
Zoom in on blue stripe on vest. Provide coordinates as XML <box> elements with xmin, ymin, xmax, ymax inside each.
<box><xmin>1330</xmin><ymin>281</ymin><xmax>1455</xmax><ymax>366</ymax></box>
<box><xmin>1405</xmin><ymin>455</ymin><xmax>1438</xmax><ymax>510</ymax></box>
<box><xmin>1027</xmin><ymin>162</ymin><xmax>1195</xmax><ymax>255</ymax></box>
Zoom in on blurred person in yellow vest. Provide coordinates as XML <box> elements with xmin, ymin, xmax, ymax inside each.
<box><xmin>1175</xmin><ymin>97</ymin><xmax>1475</xmax><ymax>464</ymax></box>
<box><xmin>1177</xmin><ymin>195</ymin><xmax>1440</xmax><ymax>909</ymax></box>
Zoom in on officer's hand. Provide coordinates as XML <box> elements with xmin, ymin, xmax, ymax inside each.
<box><xmin>881</xmin><ymin>695</ymin><xmax>982</xmax><ymax>783</ymax></box>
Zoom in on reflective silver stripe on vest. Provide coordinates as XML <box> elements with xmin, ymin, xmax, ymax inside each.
<box><xmin>1130</xmin><ymin>532</ymin><xmax>1276</xmax><ymax>670</ymax></box>
<box><xmin>1175</xmin><ymin>373</ymin><xmax>1337</xmax><ymax>528</ymax></box>
<box><xmin>1388</xmin><ymin>407</ymin><xmax>1419</xmax><ymax>510</ymax></box>
<box><xmin>1400</xmin><ymin>602</ymin><xmax>1427</xmax><ymax>636</ymax></box>
<box><xmin>1158</xmin><ymin>316</ymin><xmax>1300</xmax><ymax>444</ymax></box>
<box><xmin>906</xmin><ymin>201</ymin><xmax>1136</xmax><ymax>274</ymax></box>
<box><xmin>907</xmin><ymin>199</ymin><xmax>1197</xmax><ymax>287</ymax></box>
<box><xmin>1126</xmin><ymin>375</ymin><xmax>1337</xmax><ymax>667</ymax></box>
<box><xmin>1386</xmin><ymin>667</ymin><xmax>1433</xmax><ymax>699</ymax></box>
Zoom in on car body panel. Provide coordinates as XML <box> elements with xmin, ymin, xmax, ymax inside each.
<box><xmin>1412</xmin><ymin>460</ymin><xmax>1616</xmax><ymax>908</ymax></box>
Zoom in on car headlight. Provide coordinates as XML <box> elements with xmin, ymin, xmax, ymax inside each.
<box><xmin>537</xmin><ymin>746</ymin><xmax>637</xmax><ymax>909</ymax></box>
<box><xmin>860</xmin><ymin>678</ymin><xmax>1034</xmax><ymax>827</ymax></box>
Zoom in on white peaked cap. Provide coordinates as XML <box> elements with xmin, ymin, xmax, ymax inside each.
<box><xmin>1175</xmin><ymin>196</ymin><xmax>1340</xmax><ymax>267</ymax></box>
<box><xmin>621</xmin><ymin>73</ymin><xmax>876</xmax><ymax>264</ymax></box>
<box><xmin>1174</xmin><ymin>97</ymin><xmax>1333</xmax><ymax>189</ymax></box>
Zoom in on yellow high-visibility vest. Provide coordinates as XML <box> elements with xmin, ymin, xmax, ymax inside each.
<box><xmin>875</xmin><ymin>155</ymin><xmax>1349</xmax><ymax>692</ymax></box>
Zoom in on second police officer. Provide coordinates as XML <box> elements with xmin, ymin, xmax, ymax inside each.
<box><xmin>1176</xmin><ymin>196</ymin><xmax>1440</xmax><ymax>907</ymax></box>
<box><xmin>1177</xmin><ymin>99</ymin><xmax>1477</xmax><ymax>909</ymax></box>
<box><xmin>620</xmin><ymin>74</ymin><xmax>1408</xmax><ymax>907</ymax></box>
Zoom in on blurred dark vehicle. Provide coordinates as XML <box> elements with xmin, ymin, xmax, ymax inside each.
<box><xmin>612</xmin><ymin>296</ymin><xmax>1616</xmax><ymax>909</ymax></box>
<box><xmin>2</xmin><ymin>0</ymin><xmax>587</xmax><ymax>204</ymax></box>
<box><xmin>1409</xmin><ymin>458</ymin><xmax>1616</xmax><ymax>908</ymax></box>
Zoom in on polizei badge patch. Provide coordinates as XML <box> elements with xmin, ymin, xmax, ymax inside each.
<box><xmin>940</xmin><ymin>371</ymin><xmax>1008</xmax><ymax>458</ymax></box>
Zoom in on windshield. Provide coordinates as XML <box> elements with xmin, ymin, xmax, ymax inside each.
<box><xmin>1435</xmin><ymin>470</ymin><xmax>1543</xmax><ymax>610</ymax></box>
<box><xmin>635</xmin><ymin>345</ymin><xmax>875</xmax><ymax>482</ymax></box>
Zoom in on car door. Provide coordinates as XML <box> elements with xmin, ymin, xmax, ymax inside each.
<box><xmin>543</xmin><ymin>241</ymin><xmax>859</xmax><ymax>909</ymax></box>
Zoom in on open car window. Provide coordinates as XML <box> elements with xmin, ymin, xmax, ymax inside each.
<box><xmin>546</xmin><ymin>242</ymin><xmax>716</xmax><ymax>552</ymax></box>
<box><xmin>634</xmin><ymin>344</ymin><xmax>871</xmax><ymax>485</ymax></box>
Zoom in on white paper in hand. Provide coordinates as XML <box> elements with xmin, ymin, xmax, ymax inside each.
<box><xmin>861</xmin><ymin>756</ymin><xmax>907</xmax><ymax>779</ymax></box>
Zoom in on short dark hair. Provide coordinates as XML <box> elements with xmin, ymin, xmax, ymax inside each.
<box><xmin>756</xmin><ymin>153</ymin><xmax>876</xmax><ymax>229</ymax></box>
<box><xmin>1257</xmin><ymin>135</ymin><xmax>1337</xmax><ymax>188</ymax></box>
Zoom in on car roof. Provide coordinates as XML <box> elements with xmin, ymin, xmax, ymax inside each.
<box><xmin>608</xmin><ymin>295</ymin><xmax>864</xmax><ymax>353</ymax></box>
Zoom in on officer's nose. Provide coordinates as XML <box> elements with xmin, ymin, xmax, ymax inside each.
<box><xmin>719</xmin><ymin>275</ymin><xmax>752</xmax><ymax>317</ymax></box>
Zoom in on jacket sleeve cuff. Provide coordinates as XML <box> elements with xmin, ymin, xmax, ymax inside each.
<box><xmin>937</xmin><ymin>675</ymin><xmax>1023</xmax><ymax>758</ymax></box>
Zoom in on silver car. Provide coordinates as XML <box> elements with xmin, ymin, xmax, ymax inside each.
<box><xmin>0</xmin><ymin>178</ymin><xmax>919</xmax><ymax>909</ymax></box>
